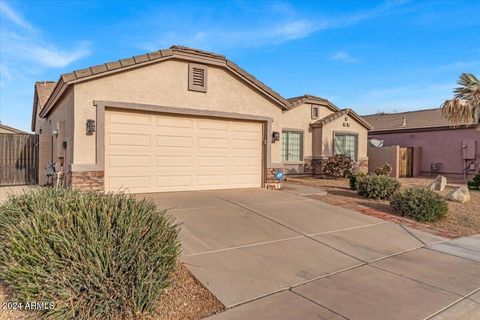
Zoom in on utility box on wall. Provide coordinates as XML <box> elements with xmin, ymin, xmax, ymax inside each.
<box><xmin>462</xmin><ymin>140</ymin><xmax>476</xmax><ymax>160</ymax></box>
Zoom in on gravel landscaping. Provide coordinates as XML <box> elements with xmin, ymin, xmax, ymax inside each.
<box><xmin>0</xmin><ymin>263</ymin><xmax>224</xmax><ymax>320</ymax></box>
<box><xmin>287</xmin><ymin>176</ymin><xmax>480</xmax><ymax>236</ymax></box>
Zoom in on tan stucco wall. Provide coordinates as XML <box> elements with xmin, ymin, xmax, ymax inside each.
<box><xmin>315</xmin><ymin>115</ymin><xmax>369</xmax><ymax>160</ymax></box>
<box><xmin>73</xmin><ymin>59</ymin><xmax>284</xmax><ymax>165</ymax></box>
<box><xmin>281</xmin><ymin>103</ymin><xmax>334</xmax><ymax>160</ymax></box>
<box><xmin>38</xmin><ymin>88</ymin><xmax>75</xmax><ymax>170</ymax></box>
<box><xmin>367</xmin><ymin>145</ymin><xmax>399</xmax><ymax>178</ymax></box>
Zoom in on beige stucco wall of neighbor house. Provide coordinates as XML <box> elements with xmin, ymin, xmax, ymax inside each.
<box><xmin>73</xmin><ymin>59</ymin><xmax>284</xmax><ymax>167</ymax></box>
<box><xmin>316</xmin><ymin>116</ymin><xmax>368</xmax><ymax>160</ymax></box>
<box><xmin>38</xmin><ymin>88</ymin><xmax>75</xmax><ymax>183</ymax></box>
<box><xmin>0</xmin><ymin>127</ymin><xmax>17</xmax><ymax>133</ymax></box>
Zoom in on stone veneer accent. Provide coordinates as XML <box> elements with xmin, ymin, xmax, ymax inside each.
<box><xmin>267</xmin><ymin>166</ymin><xmax>283</xmax><ymax>182</ymax></box>
<box><xmin>71</xmin><ymin>171</ymin><xmax>104</xmax><ymax>191</ymax></box>
<box><xmin>304</xmin><ymin>157</ymin><xmax>325</xmax><ymax>175</ymax></box>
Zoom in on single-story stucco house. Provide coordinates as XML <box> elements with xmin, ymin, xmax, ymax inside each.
<box><xmin>32</xmin><ymin>45</ymin><xmax>371</xmax><ymax>193</ymax></box>
<box><xmin>364</xmin><ymin>108</ymin><xmax>479</xmax><ymax>180</ymax></box>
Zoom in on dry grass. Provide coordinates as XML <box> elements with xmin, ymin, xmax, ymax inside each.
<box><xmin>0</xmin><ymin>263</ymin><xmax>224</xmax><ymax>320</ymax></box>
<box><xmin>288</xmin><ymin>176</ymin><xmax>480</xmax><ymax>236</ymax></box>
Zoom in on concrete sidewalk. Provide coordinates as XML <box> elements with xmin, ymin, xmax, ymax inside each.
<box><xmin>141</xmin><ymin>188</ymin><xmax>480</xmax><ymax>320</ymax></box>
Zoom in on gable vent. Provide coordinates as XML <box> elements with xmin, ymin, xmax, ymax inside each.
<box><xmin>189</xmin><ymin>63</ymin><xmax>208</xmax><ymax>92</ymax></box>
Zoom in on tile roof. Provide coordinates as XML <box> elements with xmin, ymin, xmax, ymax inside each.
<box><xmin>312</xmin><ymin>108</ymin><xmax>373</xmax><ymax>130</ymax></box>
<box><xmin>37</xmin><ymin>45</ymin><xmax>361</xmax><ymax>121</ymax></box>
<box><xmin>287</xmin><ymin>94</ymin><xmax>339</xmax><ymax>111</ymax></box>
<box><xmin>35</xmin><ymin>81</ymin><xmax>57</xmax><ymax>110</ymax></box>
<box><xmin>362</xmin><ymin>108</ymin><xmax>474</xmax><ymax>132</ymax></box>
<box><xmin>40</xmin><ymin>45</ymin><xmax>291</xmax><ymax>116</ymax></box>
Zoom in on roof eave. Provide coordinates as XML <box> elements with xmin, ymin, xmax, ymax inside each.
<box><xmin>311</xmin><ymin>109</ymin><xmax>373</xmax><ymax>130</ymax></box>
<box><xmin>40</xmin><ymin>48</ymin><xmax>291</xmax><ymax>117</ymax></box>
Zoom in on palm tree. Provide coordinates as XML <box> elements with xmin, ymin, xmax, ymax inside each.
<box><xmin>441</xmin><ymin>73</ymin><xmax>480</xmax><ymax>127</ymax></box>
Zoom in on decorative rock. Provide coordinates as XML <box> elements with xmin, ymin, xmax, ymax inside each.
<box><xmin>446</xmin><ymin>186</ymin><xmax>471</xmax><ymax>203</ymax></box>
<box><xmin>427</xmin><ymin>175</ymin><xmax>447</xmax><ymax>191</ymax></box>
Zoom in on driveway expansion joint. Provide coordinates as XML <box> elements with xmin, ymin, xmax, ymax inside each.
<box><xmin>423</xmin><ymin>287</ymin><xmax>480</xmax><ymax>320</ymax></box>
<box><xmin>289</xmin><ymin>289</ymin><xmax>350</xmax><ymax>320</ymax></box>
<box><xmin>399</xmin><ymin>223</ymin><xmax>428</xmax><ymax>246</ymax></box>
<box><xmin>369</xmin><ymin>263</ymin><xmax>470</xmax><ymax>298</ymax></box>
<box><xmin>424</xmin><ymin>246</ymin><xmax>480</xmax><ymax>264</ymax></box>
<box><xmin>210</xmin><ymin>193</ymin><xmax>367</xmax><ymax>263</ymax></box>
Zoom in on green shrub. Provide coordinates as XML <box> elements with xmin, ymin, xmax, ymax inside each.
<box><xmin>390</xmin><ymin>187</ymin><xmax>448</xmax><ymax>222</ymax></box>
<box><xmin>374</xmin><ymin>163</ymin><xmax>392</xmax><ymax>176</ymax></box>
<box><xmin>0</xmin><ymin>188</ymin><xmax>181</xmax><ymax>319</ymax></box>
<box><xmin>468</xmin><ymin>172</ymin><xmax>480</xmax><ymax>190</ymax></box>
<box><xmin>357</xmin><ymin>175</ymin><xmax>400</xmax><ymax>199</ymax></box>
<box><xmin>322</xmin><ymin>154</ymin><xmax>353</xmax><ymax>179</ymax></box>
<box><xmin>349</xmin><ymin>172</ymin><xmax>367</xmax><ymax>190</ymax></box>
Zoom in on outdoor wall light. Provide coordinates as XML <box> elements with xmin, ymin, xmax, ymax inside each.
<box><xmin>272</xmin><ymin>131</ymin><xmax>280</xmax><ymax>143</ymax></box>
<box><xmin>86</xmin><ymin>119</ymin><xmax>96</xmax><ymax>135</ymax></box>
<box><xmin>52</xmin><ymin>129</ymin><xmax>59</xmax><ymax>137</ymax></box>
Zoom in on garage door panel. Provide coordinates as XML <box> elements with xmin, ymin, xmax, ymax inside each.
<box><xmin>110</xmin><ymin>112</ymin><xmax>151</xmax><ymax>126</ymax></box>
<box><xmin>156</xmin><ymin>175</ymin><xmax>192</xmax><ymax>187</ymax></box>
<box><xmin>105</xmin><ymin>110</ymin><xmax>263</xmax><ymax>193</ymax></box>
<box><xmin>108</xmin><ymin>155</ymin><xmax>150</xmax><ymax>168</ymax></box>
<box><xmin>233</xmin><ymin>174</ymin><xmax>261</xmax><ymax>184</ymax></box>
<box><xmin>232</xmin><ymin>139</ymin><xmax>261</xmax><ymax>150</ymax></box>
<box><xmin>109</xmin><ymin>133</ymin><xmax>151</xmax><ymax>146</ymax></box>
<box><xmin>198</xmin><ymin>156</ymin><xmax>229</xmax><ymax>167</ymax></box>
<box><xmin>156</xmin><ymin>117</ymin><xmax>193</xmax><ymax>129</ymax></box>
<box><xmin>109</xmin><ymin>176</ymin><xmax>150</xmax><ymax>189</ymax></box>
<box><xmin>156</xmin><ymin>156</ymin><xmax>193</xmax><ymax>167</ymax></box>
<box><xmin>197</xmin><ymin>174</ymin><xmax>229</xmax><ymax>186</ymax></box>
<box><xmin>198</xmin><ymin>137</ymin><xmax>229</xmax><ymax>148</ymax></box>
<box><xmin>232</xmin><ymin>156</ymin><xmax>261</xmax><ymax>167</ymax></box>
<box><xmin>156</xmin><ymin>135</ymin><xmax>193</xmax><ymax>147</ymax></box>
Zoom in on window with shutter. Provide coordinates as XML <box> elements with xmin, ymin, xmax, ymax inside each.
<box><xmin>188</xmin><ymin>63</ymin><xmax>208</xmax><ymax>92</ymax></box>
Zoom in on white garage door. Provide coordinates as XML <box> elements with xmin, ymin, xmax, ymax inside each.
<box><xmin>104</xmin><ymin>110</ymin><xmax>263</xmax><ymax>193</ymax></box>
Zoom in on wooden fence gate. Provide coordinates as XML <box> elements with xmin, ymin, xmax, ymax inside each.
<box><xmin>399</xmin><ymin>147</ymin><xmax>413</xmax><ymax>178</ymax></box>
<box><xmin>0</xmin><ymin>133</ymin><xmax>39</xmax><ymax>186</ymax></box>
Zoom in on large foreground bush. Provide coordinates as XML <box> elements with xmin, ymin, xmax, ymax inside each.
<box><xmin>357</xmin><ymin>175</ymin><xmax>400</xmax><ymax>200</ymax></box>
<box><xmin>0</xmin><ymin>188</ymin><xmax>180</xmax><ymax>319</ymax></box>
<box><xmin>390</xmin><ymin>187</ymin><xmax>448</xmax><ymax>222</ymax></box>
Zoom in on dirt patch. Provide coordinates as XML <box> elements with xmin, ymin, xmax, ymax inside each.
<box><xmin>148</xmin><ymin>263</ymin><xmax>225</xmax><ymax>320</ymax></box>
<box><xmin>287</xmin><ymin>176</ymin><xmax>480</xmax><ymax>237</ymax></box>
<box><xmin>0</xmin><ymin>263</ymin><xmax>224</xmax><ymax>320</ymax></box>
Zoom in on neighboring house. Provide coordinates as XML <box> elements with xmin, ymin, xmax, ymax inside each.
<box><xmin>0</xmin><ymin>123</ymin><xmax>29</xmax><ymax>134</ymax></box>
<box><xmin>32</xmin><ymin>45</ymin><xmax>370</xmax><ymax>193</ymax></box>
<box><xmin>364</xmin><ymin>108</ymin><xmax>480</xmax><ymax>179</ymax></box>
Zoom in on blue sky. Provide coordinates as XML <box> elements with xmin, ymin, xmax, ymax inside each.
<box><xmin>1</xmin><ymin>0</ymin><xmax>479</xmax><ymax>132</ymax></box>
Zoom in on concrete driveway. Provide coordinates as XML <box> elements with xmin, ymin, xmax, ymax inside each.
<box><xmin>142</xmin><ymin>188</ymin><xmax>480</xmax><ymax>320</ymax></box>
